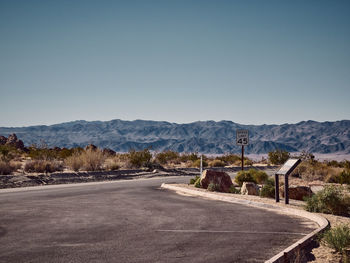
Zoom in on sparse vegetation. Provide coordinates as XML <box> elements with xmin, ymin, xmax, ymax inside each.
<box><xmin>190</xmin><ymin>175</ymin><xmax>200</xmax><ymax>184</ymax></box>
<box><xmin>194</xmin><ymin>177</ymin><xmax>201</xmax><ymax>188</ymax></box>
<box><xmin>155</xmin><ymin>150</ymin><xmax>180</xmax><ymax>165</ymax></box>
<box><xmin>268</xmin><ymin>149</ymin><xmax>290</xmax><ymax>165</ymax></box>
<box><xmin>80</xmin><ymin>148</ymin><xmax>106</xmax><ymax>171</ymax></box>
<box><xmin>322</xmin><ymin>224</ymin><xmax>350</xmax><ymax>261</ymax></box>
<box><xmin>326</xmin><ymin>169</ymin><xmax>350</xmax><ymax>185</ymax></box>
<box><xmin>0</xmin><ymin>159</ymin><xmax>16</xmax><ymax>175</ymax></box>
<box><xmin>260</xmin><ymin>178</ymin><xmax>275</xmax><ymax>198</ymax></box>
<box><xmin>305</xmin><ymin>185</ymin><xmax>350</xmax><ymax>216</ymax></box>
<box><xmin>24</xmin><ymin>160</ymin><xmax>62</xmax><ymax>173</ymax></box>
<box><xmin>234</xmin><ymin>169</ymin><xmax>267</xmax><ymax>186</ymax></box>
<box><xmin>65</xmin><ymin>152</ymin><xmax>84</xmax><ymax>172</ymax></box>
<box><xmin>208</xmin><ymin>159</ymin><xmax>225</xmax><ymax>167</ymax></box>
<box><xmin>193</xmin><ymin>159</ymin><xmax>208</xmax><ymax>168</ymax></box>
<box><xmin>234</xmin><ymin>169</ymin><xmax>257</xmax><ymax>186</ymax></box>
<box><xmin>250</xmin><ymin>169</ymin><xmax>268</xmax><ymax>184</ymax></box>
<box><xmin>128</xmin><ymin>148</ymin><xmax>152</xmax><ymax>168</ymax></box>
<box><xmin>207</xmin><ymin>182</ymin><xmax>221</xmax><ymax>192</ymax></box>
<box><xmin>229</xmin><ymin>185</ymin><xmax>240</xmax><ymax>194</ymax></box>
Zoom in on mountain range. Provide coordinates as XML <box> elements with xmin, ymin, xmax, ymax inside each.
<box><xmin>0</xmin><ymin>119</ymin><xmax>349</xmax><ymax>154</ymax></box>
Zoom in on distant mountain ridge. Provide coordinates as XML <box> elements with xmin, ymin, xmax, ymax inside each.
<box><xmin>0</xmin><ymin>119</ymin><xmax>349</xmax><ymax>154</ymax></box>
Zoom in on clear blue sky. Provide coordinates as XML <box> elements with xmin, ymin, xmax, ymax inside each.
<box><xmin>1</xmin><ymin>0</ymin><xmax>349</xmax><ymax>127</ymax></box>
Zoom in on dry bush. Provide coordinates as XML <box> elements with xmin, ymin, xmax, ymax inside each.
<box><xmin>80</xmin><ymin>149</ymin><xmax>106</xmax><ymax>171</ymax></box>
<box><xmin>65</xmin><ymin>152</ymin><xmax>84</xmax><ymax>172</ymax></box>
<box><xmin>0</xmin><ymin>160</ymin><xmax>16</xmax><ymax>175</ymax></box>
<box><xmin>65</xmin><ymin>149</ymin><xmax>106</xmax><ymax>172</ymax></box>
<box><xmin>293</xmin><ymin>161</ymin><xmax>337</xmax><ymax>182</ymax></box>
<box><xmin>24</xmin><ymin>160</ymin><xmax>63</xmax><ymax>173</ymax></box>
<box><xmin>208</xmin><ymin>159</ymin><xmax>226</xmax><ymax>167</ymax></box>
<box><xmin>155</xmin><ymin>150</ymin><xmax>180</xmax><ymax>165</ymax></box>
<box><xmin>104</xmin><ymin>157</ymin><xmax>121</xmax><ymax>171</ymax></box>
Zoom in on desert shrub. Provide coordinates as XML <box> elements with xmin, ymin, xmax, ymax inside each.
<box><xmin>340</xmin><ymin>160</ymin><xmax>350</xmax><ymax>169</ymax></box>
<box><xmin>207</xmin><ymin>183</ymin><xmax>221</xmax><ymax>192</ymax></box>
<box><xmin>268</xmin><ymin>149</ymin><xmax>290</xmax><ymax>165</ymax></box>
<box><xmin>305</xmin><ymin>186</ymin><xmax>350</xmax><ymax>216</ymax></box>
<box><xmin>250</xmin><ymin>169</ymin><xmax>268</xmax><ymax>184</ymax></box>
<box><xmin>65</xmin><ymin>152</ymin><xmax>84</xmax><ymax>172</ymax></box>
<box><xmin>194</xmin><ymin>177</ymin><xmax>201</xmax><ymax>188</ymax></box>
<box><xmin>190</xmin><ymin>175</ymin><xmax>200</xmax><ymax>184</ymax></box>
<box><xmin>217</xmin><ymin>154</ymin><xmax>241</xmax><ymax>165</ymax></box>
<box><xmin>229</xmin><ymin>185</ymin><xmax>240</xmax><ymax>194</ymax></box>
<box><xmin>0</xmin><ymin>159</ymin><xmax>16</xmax><ymax>175</ymax></box>
<box><xmin>104</xmin><ymin>157</ymin><xmax>120</xmax><ymax>171</ymax></box>
<box><xmin>80</xmin><ymin>149</ymin><xmax>106</xmax><ymax>171</ymax></box>
<box><xmin>0</xmin><ymin>145</ymin><xmax>21</xmax><ymax>161</ymax></box>
<box><xmin>24</xmin><ymin>160</ymin><xmax>62</xmax><ymax>173</ymax></box>
<box><xmin>28</xmin><ymin>145</ymin><xmax>58</xmax><ymax>161</ymax></box>
<box><xmin>58</xmin><ymin>148</ymin><xmax>75</xmax><ymax>159</ymax></box>
<box><xmin>208</xmin><ymin>159</ymin><xmax>226</xmax><ymax>167</ymax></box>
<box><xmin>155</xmin><ymin>150</ymin><xmax>180</xmax><ymax>165</ymax></box>
<box><xmin>180</xmin><ymin>153</ymin><xmax>199</xmax><ymax>162</ymax></box>
<box><xmin>128</xmin><ymin>149</ymin><xmax>152</xmax><ymax>168</ymax></box>
<box><xmin>244</xmin><ymin>159</ymin><xmax>253</xmax><ymax>166</ymax></box>
<box><xmin>322</xmin><ymin>224</ymin><xmax>350</xmax><ymax>255</ymax></box>
<box><xmin>260</xmin><ymin>178</ymin><xmax>275</xmax><ymax>198</ymax></box>
<box><xmin>326</xmin><ymin>169</ymin><xmax>350</xmax><ymax>184</ymax></box>
<box><xmin>326</xmin><ymin>160</ymin><xmax>342</xmax><ymax>168</ymax></box>
<box><xmin>192</xmin><ymin>159</ymin><xmax>208</xmax><ymax>168</ymax></box>
<box><xmin>235</xmin><ymin>170</ymin><xmax>257</xmax><ymax>186</ymax></box>
<box><xmin>295</xmin><ymin>161</ymin><xmax>335</xmax><ymax>182</ymax></box>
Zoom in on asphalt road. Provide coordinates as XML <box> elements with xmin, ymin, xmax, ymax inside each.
<box><xmin>0</xmin><ymin>176</ymin><xmax>317</xmax><ymax>263</ymax></box>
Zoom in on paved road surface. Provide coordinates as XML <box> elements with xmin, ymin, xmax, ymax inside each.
<box><xmin>0</xmin><ymin>176</ymin><xmax>317</xmax><ymax>263</ymax></box>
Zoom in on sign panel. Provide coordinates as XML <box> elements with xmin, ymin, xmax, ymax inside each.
<box><xmin>276</xmin><ymin>159</ymin><xmax>301</xmax><ymax>176</ymax></box>
<box><xmin>236</xmin><ymin>129</ymin><xmax>249</xmax><ymax>146</ymax></box>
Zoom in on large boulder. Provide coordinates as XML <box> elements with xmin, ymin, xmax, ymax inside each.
<box><xmin>280</xmin><ymin>185</ymin><xmax>312</xmax><ymax>200</ymax></box>
<box><xmin>200</xmin><ymin>170</ymin><xmax>233</xmax><ymax>193</ymax></box>
<box><xmin>241</xmin><ymin>182</ymin><xmax>259</xmax><ymax>195</ymax></box>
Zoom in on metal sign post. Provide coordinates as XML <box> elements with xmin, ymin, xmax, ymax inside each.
<box><xmin>275</xmin><ymin>159</ymin><xmax>301</xmax><ymax>204</ymax></box>
<box><xmin>236</xmin><ymin>129</ymin><xmax>249</xmax><ymax>171</ymax></box>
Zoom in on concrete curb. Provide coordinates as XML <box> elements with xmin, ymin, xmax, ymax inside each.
<box><xmin>161</xmin><ymin>183</ymin><xmax>329</xmax><ymax>263</ymax></box>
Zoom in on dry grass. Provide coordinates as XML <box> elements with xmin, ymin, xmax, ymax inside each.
<box><xmin>65</xmin><ymin>152</ymin><xmax>84</xmax><ymax>172</ymax></box>
<box><xmin>24</xmin><ymin>160</ymin><xmax>63</xmax><ymax>173</ymax></box>
<box><xmin>65</xmin><ymin>149</ymin><xmax>106</xmax><ymax>172</ymax></box>
<box><xmin>0</xmin><ymin>160</ymin><xmax>16</xmax><ymax>175</ymax></box>
<box><xmin>293</xmin><ymin>161</ymin><xmax>340</xmax><ymax>182</ymax></box>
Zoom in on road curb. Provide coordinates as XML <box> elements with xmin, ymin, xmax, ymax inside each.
<box><xmin>161</xmin><ymin>183</ymin><xmax>329</xmax><ymax>263</ymax></box>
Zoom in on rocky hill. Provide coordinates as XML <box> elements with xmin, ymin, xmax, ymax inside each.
<box><xmin>0</xmin><ymin>119</ymin><xmax>349</xmax><ymax>154</ymax></box>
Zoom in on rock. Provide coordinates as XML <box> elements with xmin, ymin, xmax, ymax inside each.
<box><xmin>200</xmin><ymin>170</ymin><xmax>233</xmax><ymax>193</ymax></box>
<box><xmin>85</xmin><ymin>144</ymin><xmax>97</xmax><ymax>151</ymax></box>
<box><xmin>4</xmin><ymin>134</ymin><xmax>25</xmax><ymax>150</ymax></box>
<box><xmin>103</xmin><ymin>148</ymin><xmax>116</xmax><ymax>156</ymax></box>
<box><xmin>6</xmin><ymin>134</ymin><xmax>17</xmax><ymax>144</ymax></box>
<box><xmin>241</xmin><ymin>182</ymin><xmax>259</xmax><ymax>195</ymax></box>
<box><xmin>280</xmin><ymin>185</ymin><xmax>313</xmax><ymax>200</ymax></box>
<box><xmin>0</xmin><ymin>136</ymin><xmax>7</xmax><ymax>145</ymax></box>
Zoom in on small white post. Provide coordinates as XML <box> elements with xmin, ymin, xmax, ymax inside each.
<box><xmin>200</xmin><ymin>155</ymin><xmax>203</xmax><ymax>176</ymax></box>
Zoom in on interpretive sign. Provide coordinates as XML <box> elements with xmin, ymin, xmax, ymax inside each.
<box><xmin>276</xmin><ymin>159</ymin><xmax>301</xmax><ymax>176</ymax></box>
<box><xmin>236</xmin><ymin>129</ymin><xmax>249</xmax><ymax>146</ymax></box>
<box><xmin>275</xmin><ymin>158</ymin><xmax>301</xmax><ymax>204</ymax></box>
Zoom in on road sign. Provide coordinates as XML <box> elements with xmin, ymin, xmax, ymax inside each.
<box><xmin>236</xmin><ymin>129</ymin><xmax>249</xmax><ymax>146</ymax></box>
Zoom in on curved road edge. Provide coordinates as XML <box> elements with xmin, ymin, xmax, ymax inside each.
<box><xmin>160</xmin><ymin>183</ymin><xmax>329</xmax><ymax>263</ymax></box>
